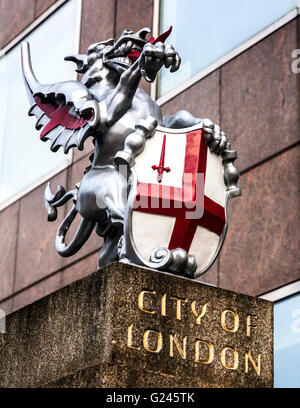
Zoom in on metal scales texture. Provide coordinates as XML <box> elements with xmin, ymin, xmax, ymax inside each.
<box><xmin>21</xmin><ymin>26</ymin><xmax>241</xmax><ymax>279</ymax></box>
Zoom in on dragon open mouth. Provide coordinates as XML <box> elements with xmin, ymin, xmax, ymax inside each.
<box><xmin>107</xmin><ymin>41</ymin><xmax>143</xmax><ymax>67</ymax></box>
<box><xmin>105</xmin><ymin>26</ymin><xmax>173</xmax><ymax>68</ymax></box>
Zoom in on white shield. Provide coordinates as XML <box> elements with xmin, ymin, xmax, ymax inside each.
<box><xmin>124</xmin><ymin>123</ymin><xmax>229</xmax><ymax>278</ymax></box>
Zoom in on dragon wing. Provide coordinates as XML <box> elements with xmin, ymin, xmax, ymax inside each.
<box><xmin>21</xmin><ymin>41</ymin><xmax>99</xmax><ymax>154</ymax></box>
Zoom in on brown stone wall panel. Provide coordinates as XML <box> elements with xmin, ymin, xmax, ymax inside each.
<box><xmin>80</xmin><ymin>0</ymin><xmax>115</xmax><ymax>53</ymax></box>
<box><xmin>15</xmin><ymin>170</ymin><xmax>67</xmax><ymax>292</ymax></box>
<box><xmin>161</xmin><ymin>70</ymin><xmax>220</xmax><ymax>125</ymax></box>
<box><xmin>0</xmin><ymin>0</ymin><xmax>35</xmax><ymax>48</ymax></box>
<box><xmin>62</xmin><ymin>156</ymin><xmax>103</xmax><ymax>268</ymax></box>
<box><xmin>12</xmin><ymin>272</ymin><xmax>62</xmax><ymax>313</ymax></box>
<box><xmin>221</xmin><ymin>19</ymin><xmax>299</xmax><ymax>172</ymax></box>
<box><xmin>0</xmin><ymin>202</ymin><xmax>19</xmax><ymax>301</ymax></box>
<box><xmin>115</xmin><ymin>0</ymin><xmax>153</xmax><ymax>38</ymax></box>
<box><xmin>35</xmin><ymin>0</ymin><xmax>58</xmax><ymax>17</ymax></box>
<box><xmin>219</xmin><ymin>146</ymin><xmax>300</xmax><ymax>296</ymax></box>
<box><xmin>72</xmin><ymin>137</ymin><xmax>94</xmax><ymax>163</ymax></box>
<box><xmin>61</xmin><ymin>251</ymin><xmax>98</xmax><ymax>287</ymax></box>
<box><xmin>298</xmin><ymin>15</ymin><xmax>300</xmax><ymax>47</ymax></box>
<box><xmin>140</xmin><ymin>78</ymin><xmax>151</xmax><ymax>95</ymax></box>
<box><xmin>197</xmin><ymin>259</ymin><xmax>218</xmax><ymax>286</ymax></box>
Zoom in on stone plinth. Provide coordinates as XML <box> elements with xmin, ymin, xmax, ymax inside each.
<box><xmin>0</xmin><ymin>262</ymin><xmax>273</xmax><ymax>388</ymax></box>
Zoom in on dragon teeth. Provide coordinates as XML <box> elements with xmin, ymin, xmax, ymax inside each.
<box><xmin>112</xmin><ymin>56</ymin><xmax>132</xmax><ymax>66</ymax></box>
<box><xmin>119</xmin><ymin>43</ymin><xmax>126</xmax><ymax>54</ymax></box>
<box><xmin>114</xmin><ymin>41</ymin><xmax>142</xmax><ymax>57</ymax></box>
<box><xmin>125</xmin><ymin>40</ymin><xmax>133</xmax><ymax>53</ymax></box>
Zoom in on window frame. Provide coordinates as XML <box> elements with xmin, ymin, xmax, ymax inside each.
<box><xmin>260</xmin><ymin>280</ymin><xmax>300</xmax><ymax>302</ymax></box>
<box><xmin>151</xmin><ymin>0</ymin><xmax>300</xmax><ymax>104</ymax></box>
<box><xmin>0</xmin><ymin>0</ymin><xmax>82</xmax><ymax>212</ymax></box>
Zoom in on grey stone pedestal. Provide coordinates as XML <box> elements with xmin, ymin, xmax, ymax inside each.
<box><xmin>0</xmin><ymin>262</ymin><xmax>273</xmax><ymax>387</ymax></box>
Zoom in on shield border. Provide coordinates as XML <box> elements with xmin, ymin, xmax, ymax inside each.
<box><xmin>120</xmin><ymin>124</ymin><xmax>240</xmax><ymax>278</ymax></box>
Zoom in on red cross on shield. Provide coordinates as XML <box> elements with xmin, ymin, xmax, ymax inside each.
<box><xmin>126</xmin><ymin>124</ymin><xmax>228</xmax><ymax>277</ymax></box>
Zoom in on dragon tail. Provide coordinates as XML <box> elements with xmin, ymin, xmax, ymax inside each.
<box><xmin>44</xmin><ymin>182</ymin><xmax>95</xmax><ymax>257</ymax></box>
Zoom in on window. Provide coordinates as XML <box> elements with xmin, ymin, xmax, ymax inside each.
<box><xmin>261</xmin><ymin>282</ymin><xmax>300</xmax><ymax>388</ymax></box>
<box><xmin>0</xmin><ymin>0</ymin><xmax>81</xmax><ymax>209</ymax></box>
<box><xmin>274</xmin><ymin>292</ymin><xmax>300</xmax><ymax>387</ymax></box>
<box><xmin>158</xmin><ymin>0</ymin><xmax>298</xmax><ymax>97</ymax></box>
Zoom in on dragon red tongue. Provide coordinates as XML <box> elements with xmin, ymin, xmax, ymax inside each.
<box><xmin>126</xmin><ymin>49</ymin><xmax>141</xmax><ymax>62</ymax></box>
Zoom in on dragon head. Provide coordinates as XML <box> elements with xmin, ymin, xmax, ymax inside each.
<box><xmin>101</xmin><ymin>27</ymin><xmax>150</xmax><ymax>74</ymax></box>
<box><xmin>65</xmin><ymin>26</ymin><xmax>172</xmax><ymax>78</ymax></box>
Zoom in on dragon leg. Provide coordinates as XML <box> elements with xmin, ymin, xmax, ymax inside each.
<box><xmin>96</xmin><ymin>222</ymin><xmax>123</xmax><ymax>269</ymax></box>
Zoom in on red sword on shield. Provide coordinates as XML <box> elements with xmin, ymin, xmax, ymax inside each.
<box><xmin>152</xmin><ymin>134</ymin><xmax>171</xmax><ymax>183</ymax></box>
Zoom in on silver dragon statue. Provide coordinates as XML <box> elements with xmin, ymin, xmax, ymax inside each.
<box><xmin>21</xmin><ymin>27</ymin><xmax>240</xmax><ymax>279</ymax></box>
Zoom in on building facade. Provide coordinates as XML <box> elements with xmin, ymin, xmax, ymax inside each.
<box><xmin>0</xmin><ymin>0</ymin><xmax>299</xmax><ymax>387</ymax></box>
